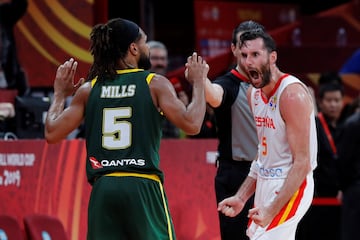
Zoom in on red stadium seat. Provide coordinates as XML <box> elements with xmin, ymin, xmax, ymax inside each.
<box><xmin>0</xmin><ymin>215</ymin><xmax>24</xmax><ymax>240</ymax></box>
<box><xmin>23</xmin><ymin>214</ymin><xmax>69</xmax><ymax>240</ymax></box>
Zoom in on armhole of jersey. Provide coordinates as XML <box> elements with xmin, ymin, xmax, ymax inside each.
<box><xmin>90</xmin><ymin>77</ymin><xmax>98</xmax><ymax>88</ymax></box>
<box><xmin>146</xmin><ymin>73</ymin><xmax>155</xmax><ymax>85</ymax></box>
<box><xmin>146</xmin><ymin>73</ymin><xmax>164</xmax><ymax>115</ymax></box>
<box><xmin>250</xmin><ymin>87</ymin><xmax>256</xmax><ymax>110</ymax></box>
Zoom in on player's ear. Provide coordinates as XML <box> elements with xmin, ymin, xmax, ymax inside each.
<box><xmin>270</xmin><ymin>51</ymin><xmax>277</xmax><ymax>64</ymax></box>
<box><xmin>129</xmin><ymin>43</ymin><xmax>138</xmax><ymax>55</ymax></box>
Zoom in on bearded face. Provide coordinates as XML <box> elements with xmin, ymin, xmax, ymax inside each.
<box><xmin>245</xmin><ymin>56</ymin><xmax>272</xmax><ymax>89</ymax></box>
<box><xmin>138</xmin><ymin>51</ymin><xmax>151</xmax><ymax>70</ymax></box>
<box><xmin>256</xmin><ymin>60</ymin><xmax>271</xmax><ymax>89</ymax></box>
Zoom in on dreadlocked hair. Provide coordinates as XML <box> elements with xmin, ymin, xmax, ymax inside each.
<box><xmin>86</xmin><ymin>18</ymin><xmax>141</xmax><ymax>82</ymax></box>
<box><xmin>87</xmin><ymin>23</ymin><xmax>119</xmax><ymax>82</ymax></box>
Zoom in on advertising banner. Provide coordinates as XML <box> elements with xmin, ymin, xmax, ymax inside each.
<box><xmin>0</xmin><ymin>139</ymin><xmax>220</xmax><ymax>240</ymax></box>
<box><xmin>194</xmin><ymin>1</ymin><xmax>299</xmax><ymax>57</ymax></box>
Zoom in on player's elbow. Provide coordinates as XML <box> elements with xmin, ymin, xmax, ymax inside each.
<box><xmin>295</xmin><ymin>157</ymin><xmax>312</xmax><ymax>176</ymax></box>
<box><xmin>45</xmin><ymin>133</ymin><xmax>59</xmax><ymax>144</ymax></box>
<box><xmin>182</xmin><ymin>123</ymin><xmax>201</xmax><ymax>136</ymax></box>
<box><xmin>304</xmin><ymin>160</ymin><xmax>312</xmax><ymax>174</ymax></box>
<box><xmin>44</xmin><ymin>128</ymin><xmax>61</xmax><ymax>144</ymax></box>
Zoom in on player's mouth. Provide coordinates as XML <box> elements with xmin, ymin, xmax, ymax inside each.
<box><xmin>249</xmin><ymin>69</ymin><xmax>260</xmax><ymax>80</ymax></box>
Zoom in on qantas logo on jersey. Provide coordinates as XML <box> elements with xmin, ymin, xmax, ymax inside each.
<box><xmin>89</xmin><ymin>156</ymin><xmax>145</xmax><ymax>169</ymax></box>
<box><xmin>254</xmin><ymin>116</ymin><xmax>276</xmax><ymax>129</ymax></box>
<box><xmin>89</xmin><ymin>157</ymin><xmax>103</xmax><ymax>169</ymax></box>
<box><xmin>100</xmin><ymin>85</ymin><xmax>136</xmax><ymax>98</ymax></box>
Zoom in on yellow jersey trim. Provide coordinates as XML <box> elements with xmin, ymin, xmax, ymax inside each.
<box><xmin>116</xmin><ymin>69</ymin><xmax>144</xmax><ymax>74</ymax></box>
<box><xmin>89</xmin><ymin>69</ymin><xmax>152</xmax><ymax>88</ymax></box>
<box><xmin>105</xmin><ymin>172</ymin><xmax>160</xmax><ymax>182</ymax></box>
<box><xmin>146</xmin><ymin>73</ymin><xmax>155</xmax><ymax>84</ymax></box>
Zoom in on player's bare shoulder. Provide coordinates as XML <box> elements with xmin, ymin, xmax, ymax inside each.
<box><xmin>282</xmin><ymin>82</ymin><xmax>312</xmax><ymax>105</ymax></box>
<box><xmin>280</xmin><ymin>82</ymin><xmax>313</xmax><ymax>119</ymax></box>
<box><xmin>72</xmin><ymin>81</ymin><xmax>92</xmax><ymax>105</ymax></box>
<box><xmin>149</xmin><ymin>73</ymin><xmax>174</xmax><ymax>92</ymax></box>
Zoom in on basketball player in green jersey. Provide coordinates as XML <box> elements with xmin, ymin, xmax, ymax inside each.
<box><xmin>45</xmin><ymin>18</ymin><xmax>209</xmax><ymax>240</ymax></box>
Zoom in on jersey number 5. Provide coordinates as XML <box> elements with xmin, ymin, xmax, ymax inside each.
<box><xmin>261</xmin><ymin>136</ymin><xmax>267</xmax><ymax>156</ymax></box>
<box><xmin>102</xmin><ymin>108</ymin><xmax>132</xmax><ymax>150</ymax></box>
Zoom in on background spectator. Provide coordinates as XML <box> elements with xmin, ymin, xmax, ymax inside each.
<box><xmin>148</xmin><ymin>40</ymin><xmax>189</xmax><ymax>138</ymax></box>
<box><xmin>0</xmin><ymin>0</ymin><xmax>29</xmax><ymax>96</ymax></box>
<box><xmin>314</xmin><ymin>80</ymin><xmax>344</xmax><ymax>198</ymax></box>
<box><xmin>300</xmin><ymin>78</ymin><xmax>345</xmax><ymax>240</ymax></box>
<box><xmin>337</xmin><ymin>95</ymin><xmax>360</xmax><ymax>240</ymax></box>
<box><xmin>0</xmin><ymin>0</ymin><xmax>28</xmax><ymax>138</ymax></box>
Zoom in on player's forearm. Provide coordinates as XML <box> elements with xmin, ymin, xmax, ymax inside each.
<box><xmin>44</xmin><ymin>93</ymin><xmax>66</xmax><ymax>142</ymax></box>
<box><xmin>183</xmin><ymin>80</ymin><xmax>206</xmax><ymax>135</ymax></box>
<box><xmin>47</xmin><ymin>93</ymin><xmax>67</xmax><ymax>121</ymax></box>
<box><xmin>235</xmin><ymin>176</ymin><xmax>256</xmax><ymax>204</ymax></box>
<box><xmin>205</xmin><ymin>79</ymin><xmax>222</xmax><ymax>108</ymax></box>
<box><xmin>178</xmin><ymin>91</ymin><xmax>189</xmax><ymax>106</ymax></box>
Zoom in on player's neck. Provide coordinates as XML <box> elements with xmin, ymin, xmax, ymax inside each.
<box><xmin>119</xmin><ymin>58</ymin><xmax>137</xmax><ymax>70</ymax></box>
<box><xmin>261</xmin><ymin>67</ymin><xmax>285</xmax><ymax>98</ymax></box>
